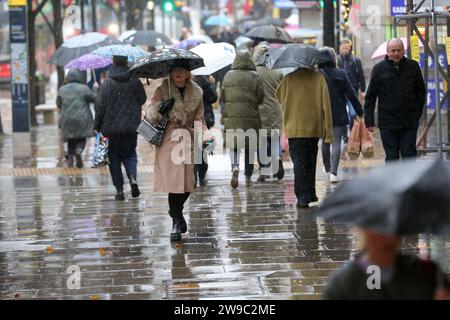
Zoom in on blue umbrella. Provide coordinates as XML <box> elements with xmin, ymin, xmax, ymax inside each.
<box><xmin>91</xmin><ymin>45</ymin><xmax>149</xmax><ymax>63</ymax></box>
<box><xmin>205</xmin><ymin>15</ymin><xmax>231</xmax><ymax>26</ymax></box>
<box><xmin>174</xmin><ymin>39</ymin><xmax>203</xmax><ymax>50</ymax></box>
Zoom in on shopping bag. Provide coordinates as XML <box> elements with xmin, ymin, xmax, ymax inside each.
<box><xmin>360</xmin><ymin>120</ymin><xmax>375</xmax><ymax>158</ymax></box>
<box><xmin>347</xmin><ymin>120</ymin><xmax>362</xmax><ymax>160</ymax></box>
<box><xmin>91</xmin><ymin>132</ymin><xmax>109</xmax><ymax>168</ymax></box>
<box><xmin>280</xmin><ymin>132</ymin><xmax>289</xmax><ymax>152</ymax></box>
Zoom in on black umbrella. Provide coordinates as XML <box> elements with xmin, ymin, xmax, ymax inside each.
<box><xmin>253</xmin><ymin>16</ymin><xmax>286</xmax><ymax>27</ymax></box>
<box><xmin>49</xmin><ymin>32</ymin><xmax>121</xmax><ymax>67</ymax></box>
<box><xmin>312</xmin><ymin>160</ymin><xmax>450</xmax><ymax>236</ymax></box>
<box><xmin>245</xmin><ymin>25</ymin><xmax>293</xmax><ymax>44</ymax></box>
<box><xmin>120</xmin><ymin>30</ymin><xmax>172</xmax><ymax>47</ymax></box>
<box><xmin>262</xmin><ymin>44</ymin><xmax>325</xmax><ymax>70</ymax></box>
<box><xmin>128</xmin><ymin>48</ymin><xmax>204</xmax><ymax>79</ymax></box>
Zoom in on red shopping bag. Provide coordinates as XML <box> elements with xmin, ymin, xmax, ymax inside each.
<box><xmin>347</xmin><ymin>120</ymin><xmax>362</xmax><ymax>160</ymax></box>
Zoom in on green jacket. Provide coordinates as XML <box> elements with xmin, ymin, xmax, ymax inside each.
<box><xmin>57</xmin><ymin>69</ymin><xmax>96</xmax><ymax>140</ymax></box>
<box><xmin>221</xmin><ymin>53</ymin><xmax>264</xmax><ymax>135</ymax></box>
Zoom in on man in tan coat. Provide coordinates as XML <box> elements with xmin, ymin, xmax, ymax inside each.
<box><xmin>276</xmin><ymin>68</ymin><xmax>333</xmax><ymax>208</ymax></box>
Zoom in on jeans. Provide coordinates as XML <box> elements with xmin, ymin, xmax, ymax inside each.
<box><xmin>257</xmin><ymin>135</ymin><xmax>282</xmax><ymax>175</ymax></box>
<box><xmin>322</xmin><ymin>126</ymin><xmax>347</xmax><ymax>175</ymax></box>
<box><xmin>108</xmin><ymin>134</ymin><xmax>138</xmax><ymax>189</ymax></box>
<box><xmin>289</xmin><ymin>138</ymin><xmax>319</xmax><ymax>203</ymax></box>
<box><xmin>67</xmin><ymin>138</ymin><xmax>86</xmax><ymax>156</ymax></box>
<box><xmin>230</xmin><ymin>147</ymin><xmax>255</xmax><ymax>177</ymax></box>
<box><xmin>380</xmin><ymin>127</ymin><xmax>418</xmax><ymax>161</ymax></box>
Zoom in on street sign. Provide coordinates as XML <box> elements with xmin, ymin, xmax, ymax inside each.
<box><xmin>9</xmin><ymin>3</ymin><xmax>30</xmax><ymax>132</ymax></box>
<box><xmin>410</xmin><ymin>35</ymin><xmax>420</xmax><ymax>63</ymax></box>
<box><xmin>391</xmin><ymin>0</ymin><xmax>407</xmax><ymax>16</ymax></box>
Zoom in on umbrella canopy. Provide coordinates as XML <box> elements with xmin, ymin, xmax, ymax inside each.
<box><xmin>234</xmin><ymin>36</ymin><xmax>253</xmax><ymax>50</ymax></box>
<box><xmin>173</xmin><ymin>39</ymin><xmax>204</xmax><ymax>50</ymax></box>
<box><xmin>65</xmin><ymin>53</ymin><xmax>112</xmax><ymax>71</ymax></box>
<box><xmin>262</xmin><ymin>44</ymin><xmax>324</xmax><ymax>70</ymax></box>
<box><xmin>128</xmin><ymin>48</ymin><xmax>204</xmax><ymax>79</ymax></box>
<box><xmin>253</xmin><ymin>16</ymin><xmax>286</xmax><ymax>27</ymax></box>
<box><xmin>186</xmin><ymin>34</ymin><xmax>214</xmax><ymax>44</ymax></box>
<box><xmin>190</xmin><ymin>42</ymin><xmax>236</xmax><ymax>76</ymax></box>
<box><xmin>120</xmin><ymin>30</ymin><xmax>172</xmax><ymax>47</ymax></box>
<box><xmin>245</xmin><ymin>25</ymin><xmax>293</xmax><ymax>44</ymax></box>
<box><xmin>371</xmin><ymin>37</ymin><xmax>424</xmax><ymax>60</ymax></box>
<box><xmin>205</xmin><ymin>15</ymin><xmax>231</xmax><ymax>26</ymax></box>
<box><xmin>313</xmin><ymin>160</ymin><xmax>450</xmax><ymax>236</ymax></box>
<box><xmin>49</xmin><ymin>32</ymin><xmax>120</xmax><ymax>67</ymax></box>
<box><xmin>91</xmin><ymin>45</ymin><xmax>149</xmax><ymax>63</ymax></box>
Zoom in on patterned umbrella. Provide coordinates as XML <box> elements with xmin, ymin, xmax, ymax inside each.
<box><xmin>49</xmin><ymin>32</ymin><xmax>120</xmax><ymax>67</ymax></box>
<box><xmin>65</xmin><ymin>53</ymin><xmax>112</xmax><ymax>71</ymax></box>
<box><xmin>129</xmin><ymin>48</ymin><xmax>204</xmax><ymax>79</ymax></box>
<box><xmin>91</xmin><ymin>45</ymin><xmax>149</xmax><ymax>63</ymax></box>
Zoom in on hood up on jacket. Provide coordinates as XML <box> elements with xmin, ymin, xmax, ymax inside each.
<box><xmin>252</xmin><ymin>42</ymin><xmax>270</xmax><ymax>66</ymax></box>
<box><xmin>232</xmin><ymin>52</ymin><xmax>256</xmax><ymax>71</ymax></box>
<box><xmin>65</xmin><ymin>69</ymin><xmax>83</xmax><ymax>83</ymax></box>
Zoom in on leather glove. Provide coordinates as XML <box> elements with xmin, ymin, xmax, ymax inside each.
<box><xmin>159</xmin><ymin>97</ymin><xmax>175</xmax><ymax>115</ymax></box>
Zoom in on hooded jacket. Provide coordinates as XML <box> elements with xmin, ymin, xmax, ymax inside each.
<box><xmin>221</xmin><ymin>52</ymin><xmax>264</xmax><ymax>135</ymax></box>
<box><xmin>252</xmin><ymin>43</ymin><xmax>284</xmax><ymax>131</ymax></box>
<box><xmin>94</xmin><ymin>64</ymin><xmax>147</xmax><ymax>136</ymax></box>
<box><xmin>56</xmin><ymin>69</ymin><xmax>96</xmax><ymax>140</ymax></box>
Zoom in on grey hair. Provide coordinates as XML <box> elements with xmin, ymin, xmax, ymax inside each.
<box><xmin>386</xmin><ymin>38</ymin><xmax>404</xmax><ymax>52</ymax></box>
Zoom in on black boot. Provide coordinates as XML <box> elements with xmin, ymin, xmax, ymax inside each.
<box><xmin>274</xmin><ymin>159</ymin><xmax>285</xmax><ymax>180</ymax></box>
<box><xmin>115</xmin><ymin>186</ymin><xmax>125</xmax><ymax>200</ymax></box>
<box><xmin>199</xmin><ymin>163</ymin><xmax>208</xmax><ymax>186</ymax></box>
<box><xmin>75</xmin><ymin>152</ymin><xmax>83</xmax><ymax>169</ymax></box>
<box><xmin>67</xmin><ymin>155</ymin><xmax>74</xmax><ymax>168</ymax></box>
<box><xmin>169</xmin><ymin>210</ymin><xmax>182</xmax><ymax>241</ymax></box>
<box><xmin>129</xmin><ymin>176</ymin><xmax>140</xmax><ymax>198</ymax></box>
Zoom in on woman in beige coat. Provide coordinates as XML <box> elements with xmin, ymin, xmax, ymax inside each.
<box><xmin>147</xmin><ymin>62</ymin><xmax>207</xmax><ymax>241</ymax></box>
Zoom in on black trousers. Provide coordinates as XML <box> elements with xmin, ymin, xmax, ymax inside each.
<box><xmin>67</xmin><ymin>138</ymin><xmax>86</xmax><ymax>156</ymax></box>
<box><xmin>288</xmin><ymin>138</ymin><xmax>319</xmax><ymax>203</ymax></box>
<box><xmin>168</xmin><ymin>193</ymin><xmax>190</xmax><ymax>215</ymax></box>
<box><xmin>380</xmin><ymin>127</ymin><xmax>418</xmax><ymax>161</ymax></box>
<box><xmin>108</xmin><ymin>134</ymin><xmax>138</xmax><ymax>189</ymax></box>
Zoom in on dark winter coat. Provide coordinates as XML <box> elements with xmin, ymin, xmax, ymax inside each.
<box><xmin>56</xmin><ymin>69</ymin><xmax>96</xmax><ymax>140</ymax></box>
<box><xmin>194</xmin><ymin>75</ymin><xmax>218</xmax><ymax>129</ymax></box>
<box><xmin>320</xmin><ymin>64</ymin><xmax>363</xmax><ymax>126</ymax></box>
<box><xmin>94</xmin><ymin>65</ymin><xmax>147</xmax><ymax>137</ymax></box>
<box><xmin>364</xmin><ymin>56</ymin><xmax>426</xmax><ymax>129</ymax></box>
<box><xmin>324</xmin><ymin>253</ymin><xmax>450</xmax><ymax>300</ymax></box>
<box><xmin>338</xmin><ymin>53</ymin><xmax>366</xmax><ymax>93</ymax></box>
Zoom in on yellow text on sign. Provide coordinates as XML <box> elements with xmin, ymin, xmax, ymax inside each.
<box><xmin>410</xmin><ymin>35</ymin><xmax>420</xmax><ymax>63</ymax></box>
<box><xmin>446</xmin><ymin>37</ymin><xmax>450</xmax><ymax>66</ymax></box>
<box><xmin>8</xmin><ymin>0</ymin><xmax>27</xmax><ymax>6</ymax></box>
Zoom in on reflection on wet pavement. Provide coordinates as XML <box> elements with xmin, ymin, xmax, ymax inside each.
<box><xmin>0</xmin><ymin>121</ymin><xmax>449</xmax><ymax>300</ymax></box>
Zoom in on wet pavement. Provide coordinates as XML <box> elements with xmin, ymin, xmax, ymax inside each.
<box><xmin>0</xmin><ymin>102</ymin><xmax>449</xmax><ymax>300</ymax></box>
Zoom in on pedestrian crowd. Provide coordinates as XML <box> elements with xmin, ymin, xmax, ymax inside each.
<box><xmin>54</xmin><ymin>28</ymin><xmax>449</xmax><ymax>299</ymax></box>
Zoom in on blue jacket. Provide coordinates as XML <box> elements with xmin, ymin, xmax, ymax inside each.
<box><xmin>320</xmin><ymin>65</ymin><xmax>363</xmax><ymax>127</ymax></box>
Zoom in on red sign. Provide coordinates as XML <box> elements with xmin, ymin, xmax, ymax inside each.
<box><xmin>0</xmin><ymin>63</ymin><xmax>11</xmax><ymax>79</ymax></box>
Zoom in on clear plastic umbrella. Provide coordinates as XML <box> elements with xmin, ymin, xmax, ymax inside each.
<box><xmin>190</xmin><ymin>42</ymin><xmax>236</xmax><ymax>75</ymax></box>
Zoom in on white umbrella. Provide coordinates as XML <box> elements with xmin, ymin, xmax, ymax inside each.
<box><xmin>190</xmin><ymin>42</ymin><xmax>236</xmax><ymax>76</ymax></box>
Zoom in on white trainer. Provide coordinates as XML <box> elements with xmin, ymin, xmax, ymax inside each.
<box><xmin>330</xmin><ymin>173</ymin><xmax>339</xmax><ymax>184</ymax></box>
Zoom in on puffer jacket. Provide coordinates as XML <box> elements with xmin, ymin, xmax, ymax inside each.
<box><xmin>364</xmin><ymin>56</ymin><xmax>426</xmax><ymax>129</ymax></box>
<box><xmin>94</xmin><ymin>64</ymin><xmax>147</xmax><ymax>137</ymax></box>
<box><xmin>56</xmin><ymin>69</ymin><xmax>96</xmax><ymax>140</ymax></box>
<box><xmin>221</xmin><ymin>52</ymin><xmax>264</xmax><ymax>133</ymax></box>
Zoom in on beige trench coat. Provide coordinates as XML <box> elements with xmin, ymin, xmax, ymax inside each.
<box><xmin>148</xmin><ymin>78</ymin><xmax>205</xmax><ymax>194</ymax></box>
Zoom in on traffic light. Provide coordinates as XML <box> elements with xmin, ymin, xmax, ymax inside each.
<box><xmin>161</xmin><ymin>0</ymin><xmax>174</xmax><ymax>12</ymax></box>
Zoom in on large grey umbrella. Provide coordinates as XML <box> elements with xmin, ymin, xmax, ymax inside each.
<box><xmin>128</xmin><ymin>48</ymin><xmax>204</xmax><ymax>79</ymax></box>
<box><xmin>120</xmin><ymin>30</ymin><xmax>172</xmax><ymax>47</ymax></box>
<box><xmin>245</xmin><ymin>25</ymin><xmax>293</xmax><ymax>43</ymax></box>
<box><xmin>49</xmin><ymin>32</ymin><xmax>120</xmax><ymax>67</ymax></box>
<box><xmin>312</xmin><ymin>160</ymin><xmax>450</xmax><ymax>236</ymax></box>
<box><xmin>261</xmin><ymin>44</ymin><xmax>324</xmax><ymax>70</ymax></box>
